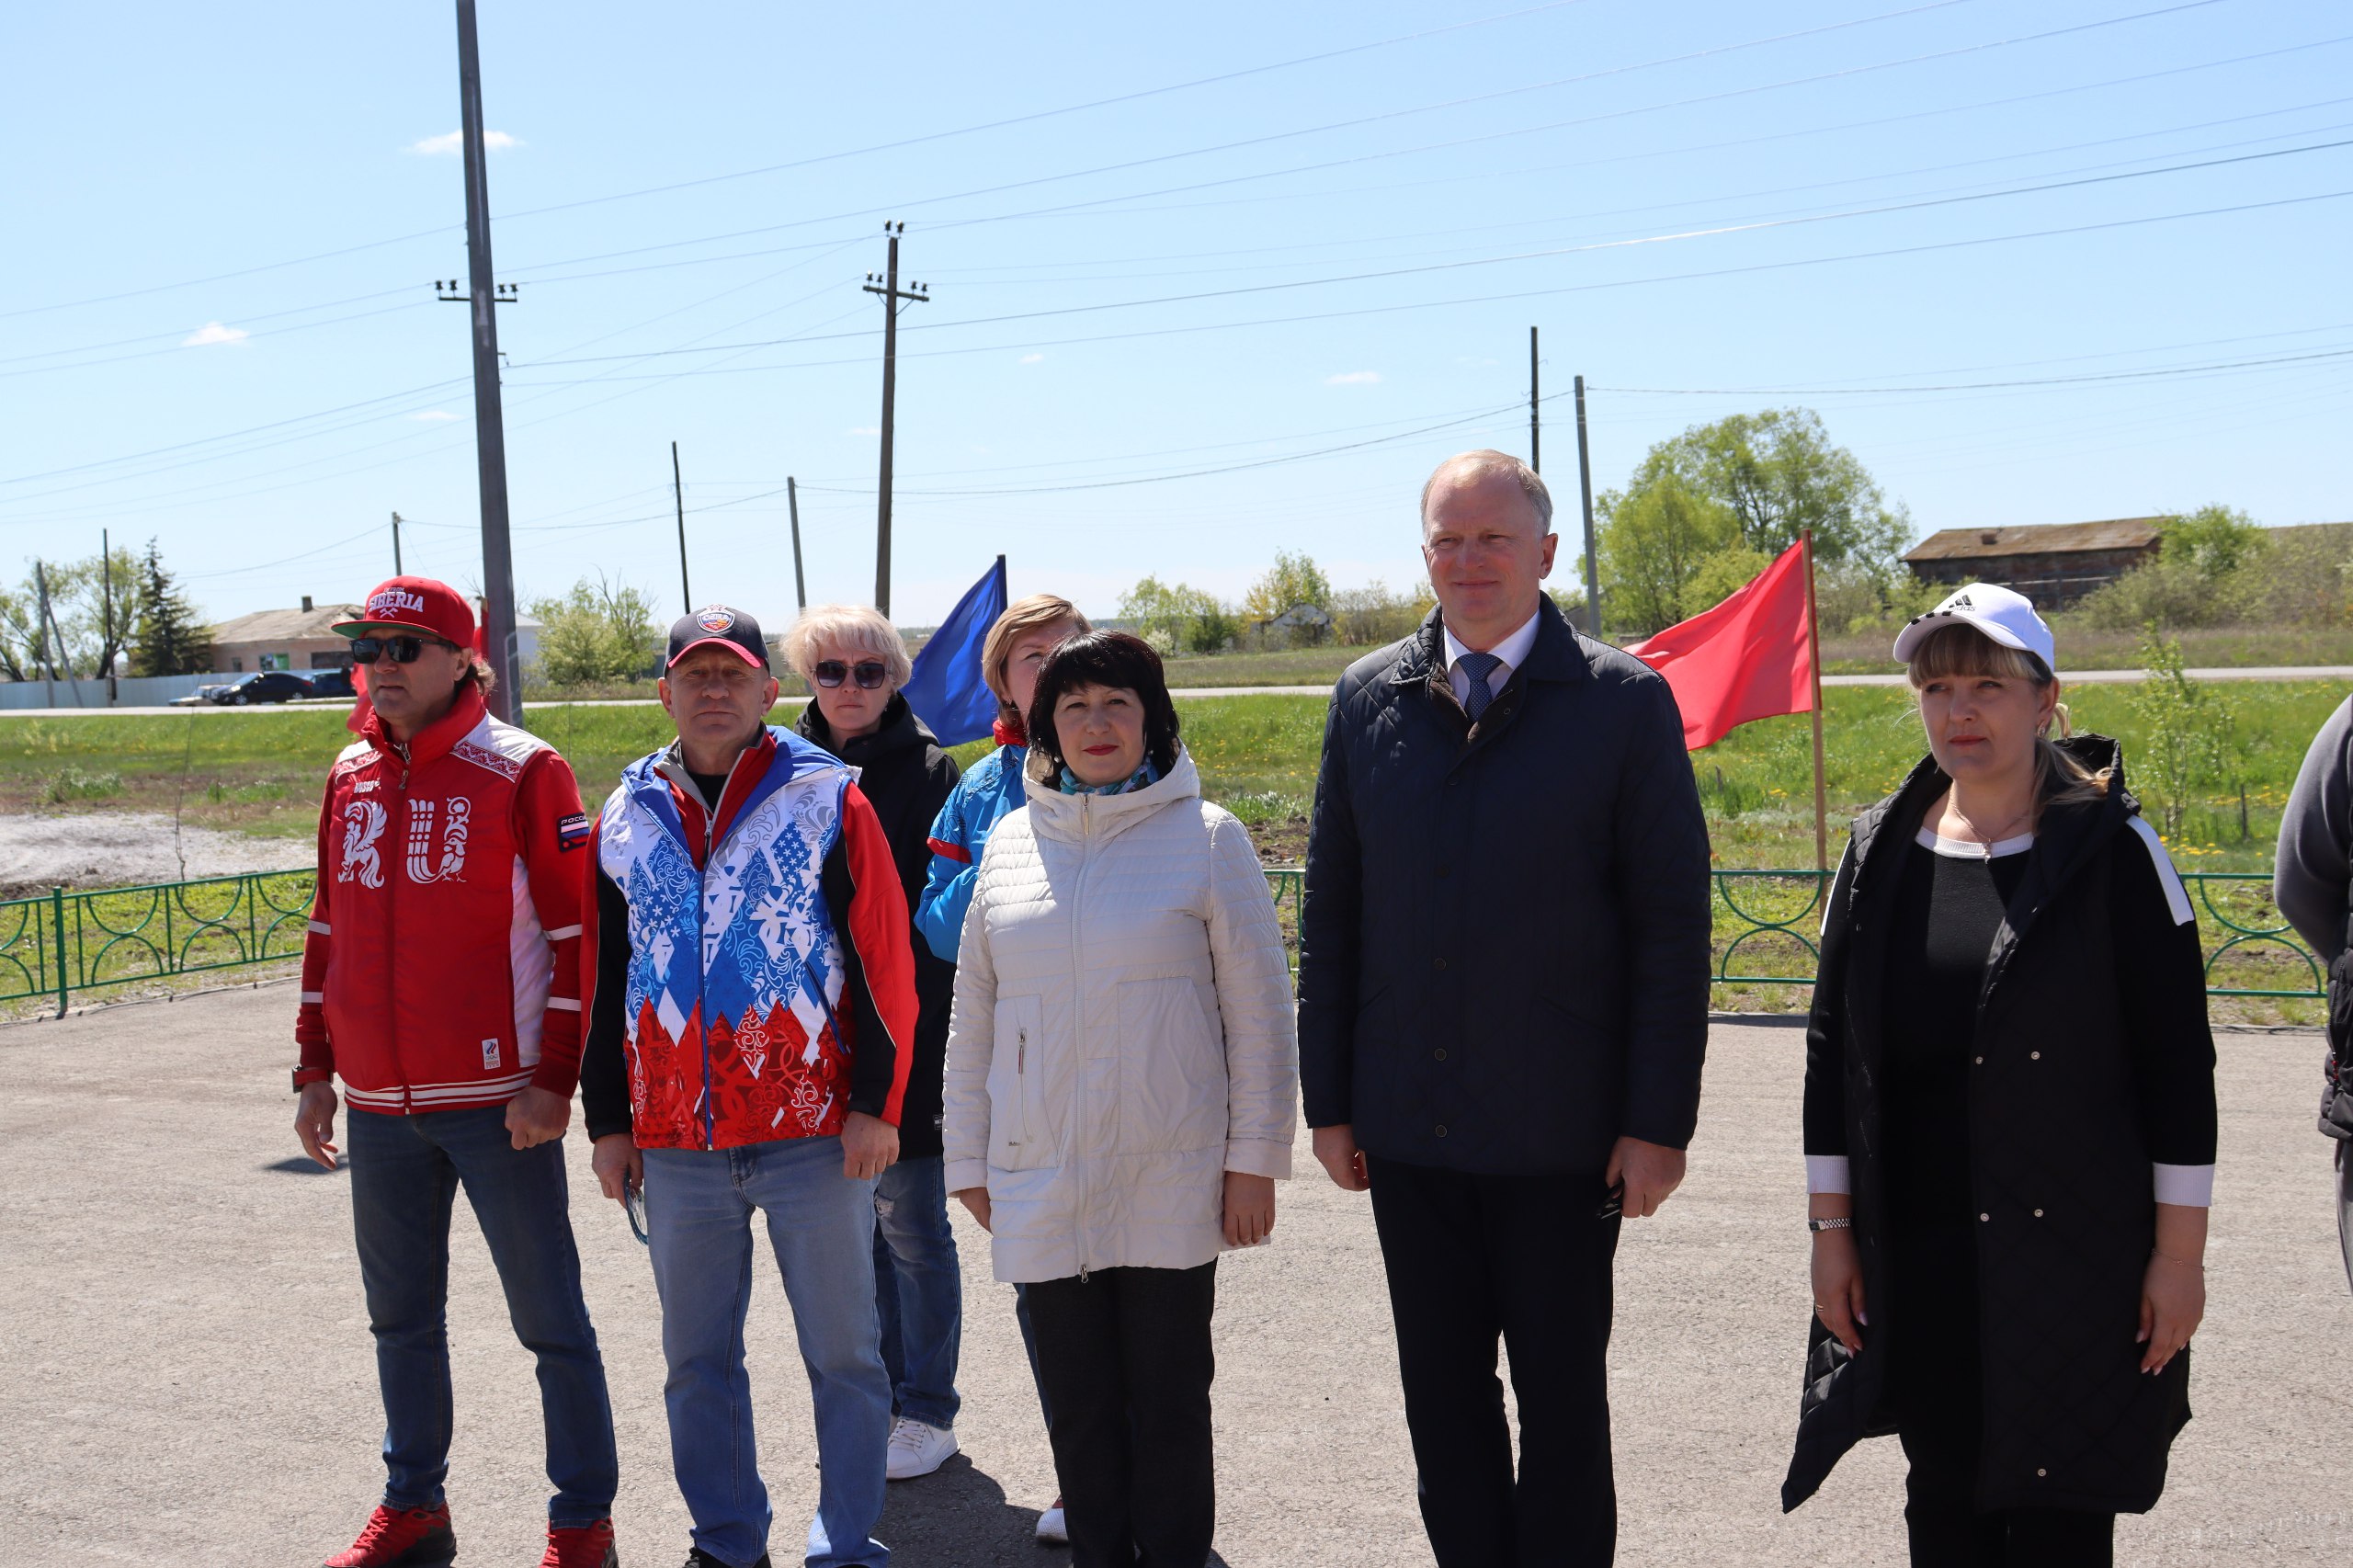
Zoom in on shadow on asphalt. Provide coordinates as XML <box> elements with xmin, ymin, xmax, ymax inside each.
<box><xmin>261</xmin><ymin>1155</ymin><xmax>342</xmax><ymax>1175</ymax></box>
<box><xmin>877</xmin><ymin>1457</ymin><xmax>1235</xmax><ymax>1565</ymax></box>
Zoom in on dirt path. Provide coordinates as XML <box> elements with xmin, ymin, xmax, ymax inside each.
<box><xmin>0</xmin><ymin>809</ymin><xmax>309</xmax><ymax>896</ymax></box>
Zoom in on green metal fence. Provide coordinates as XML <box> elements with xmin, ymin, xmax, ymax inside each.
<box><xmin>0</xmin><ymin>864</ymin><xmax>2323</xmax><ymax>1017</ymax></box>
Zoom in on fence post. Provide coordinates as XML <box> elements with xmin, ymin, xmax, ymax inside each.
<box><xmin>51</xmin><ymin>886</ymin><xmax>68</xmax><ymax>1017</ymax></box>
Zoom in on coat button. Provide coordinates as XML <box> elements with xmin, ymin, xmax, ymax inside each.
<box><xmin>2033</xmin><ymin>1208</ymin><xmax>2044</xmax><ymax>1218</ymax></box>
<box><xmin>1434</xmin><ymin>957</ymin><xmax>1448</xmax><ymax>971</ymax></box>
<box><xmin>1434</xmin><ymin>1048</ymin><xmax>1448</xmax><ymax>1061</ymax></box>
<box><xmin>1973</xmin><ymin>1055</ymin><xmax>1984</xmax><ymax>1065</ymax></box>
<box><xmin>2036</xmin><ymin>1468</ymin><xmax>2048</xmax><ymax>1478</ymax></box>
<box><xmin>1979</xmin><ymin>1212</ymin><xmax>1991</xmax><ymax>1222</ymax></box>
<box><xmin>1435</xmin><ymin>1124</ymin><xmax>1449</xmax><ymax>1138</ymax></box>
<box><xmin>2029</xmin><ymin>1051</ymin><xmax>2041</xmax><ymax>1060</ymax></box>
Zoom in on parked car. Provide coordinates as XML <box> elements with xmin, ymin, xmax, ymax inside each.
<box><xmin>304</xmin><ymin>667</ymin><xmax>356</xmax><ymax>699</ymax></box>
<box><xmin>173</xmin><ymin>683</ymin><xmax>233</xmax><ymax>706</ymax></box>
<box><xmin>209</xmin><ymin>671</ymin><xmax>315</xmax><ymax>705</ymax></box>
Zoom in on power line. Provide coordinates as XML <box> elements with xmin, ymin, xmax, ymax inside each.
<box><xmin>1592</xmin><ymin>346</ymin><xmax>2353</xmax><ymax>396</ymax></box>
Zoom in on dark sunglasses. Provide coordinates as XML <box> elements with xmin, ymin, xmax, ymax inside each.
<box><xmin>813</xmin><ymin>659</ymin><xmax>889</xmax><ymax>690</ymax></box>
<box><xmin>349</xmin><ymin>634</ymin><xmax>456</xmax><ymax>666</ymax></box>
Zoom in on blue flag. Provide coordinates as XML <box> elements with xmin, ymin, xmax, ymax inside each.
<box><xmin>903</xmin><ymin>555</ymin><xmax>1008</xmax><ymax>747</ymax></box>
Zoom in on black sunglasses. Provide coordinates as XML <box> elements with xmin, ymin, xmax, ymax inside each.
<box><xmin>813</xmin><ymin>659</ymin><xmax>889</xmax><ymax>689</ymax></box>
<box><xmin>349</xmin><ymin>635</ymin><xmax>457</xmax><ymax>666</ymax></box>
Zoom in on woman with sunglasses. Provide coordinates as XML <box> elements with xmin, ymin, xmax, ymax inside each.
<box><xmin>784</xmin><ymin>604</ymin><xmax>967</xmax><ymax>1485</ymax></box>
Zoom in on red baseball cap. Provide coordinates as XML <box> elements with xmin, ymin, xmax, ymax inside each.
<box><xmin>334</xmin><ymin>577</ymin><xmax>477</xmax><ymax>647</ymax></box>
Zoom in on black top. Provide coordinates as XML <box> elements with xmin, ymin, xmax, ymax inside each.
<box><xmin>685</xmin><ymin>768</ymin><xmax>728</xmax><ymax>809</ymax></box>
<box><xmin>1881</xmin><ymin>834</ymin><xmax>2031</xmax><ymax>1228</ymax></box>
<box><xmin>1296</xmin><ymin>598</ymin><xmax>1713</xmax><ymax>1175</ymax></box>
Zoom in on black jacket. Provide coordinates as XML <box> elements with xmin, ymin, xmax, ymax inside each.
<box><xmin>1296</xmin><ymin>600</ymin><xmax>1712</xmax><ymax>1176</ymax></box>
<box><xmin>798</xmin><ymin>694</ymin><xmax>961</xmax><ymax>1158</ymax></box>
<box><xmin>1785</xmin><ymin>737</ymin><xmax>2216</xmax><ymax>1517</ymax></box>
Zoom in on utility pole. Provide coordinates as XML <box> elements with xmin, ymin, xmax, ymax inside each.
<box><xmin>1529</xmin><ymin>326</ymin><xmax>1540</xmax><ymax>473</ymax></box>
<box><xmin>672</xmin><ymin>441</ymin><xmax>691</xmax><ymax>614</ymax></box>
<box><xmin>391</xmin><ymin>511</ymin><xmax>405</xmax><ymax>575</ymax></box>
<box><xmin>862</xmin><ymin>222</ymin><xmax>929</xmax><ymax>616</ymax></box>
<box><xmin>102</xmin><ymin>528</ymin><xmax>117</xmax><ymax>703</ymax></box>
<box><xmin>450</xmin><ymin>0</ymin><xmax>522</xmax><ymax>720</ymax></box>
<box><xmin>33</xmin><ymin>560</ymin><xmax>54</xmax><ymax>706</ymax></box>
<box><xmin>1574</xmin><ymin>375</ymin><xmax>1601</xmax><ymax>636</ymax></box>
<box><xmin>787</xmin><ymin>477</ymin><xmax>808</xmax><ymax>612</ymax></box>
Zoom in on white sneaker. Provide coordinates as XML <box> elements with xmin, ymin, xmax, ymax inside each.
<box><xmin>1034</xmin><ymin>1497</ymin><xmax>1068</xmax><ymax>1545</ymax></box>
<box><xmin>884</xmin><ymin>1416</ymin><xmax>958</xmax><ymax>1481</ymax></box>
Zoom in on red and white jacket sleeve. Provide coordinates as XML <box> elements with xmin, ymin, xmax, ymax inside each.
<box><xmin>293</xmin><ymin>776</ymin><xmax>337</xmax><ymax>1085</ymax></box>
<box><xmin>825</xmin><ymin>783</ymin><xmax>918</xmax><ymax>1125</ymax></box>
<box><xmin>514</xmin><ymin>751</ymin><xmax>591</xmax><ymax>1096</ymax></box>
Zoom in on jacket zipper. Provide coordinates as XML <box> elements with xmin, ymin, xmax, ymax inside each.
<box><xmin>392</xmin><ymin>744</ymin><xmax>413</xmax><ymax>1115</ymax></box>
<box><xmin>1071</xmin><ymin>790</ymin><xmax>1092</xmax><ymax>1281</ymax></box>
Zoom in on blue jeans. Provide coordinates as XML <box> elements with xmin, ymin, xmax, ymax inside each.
<box><xmin>642</xmin><ymin>1136</ymin><xmax>892</xmax><ymax>1568</ymax></box>
<box><xmin>872</xmin><ymin>1154</ymin><xmax>961</xmax><ymax>1431</ymax></box>
<box><xmin>346</xmin><ymin>1105</ymin><xmax>618</xmax><ymax>1526</ymax></box>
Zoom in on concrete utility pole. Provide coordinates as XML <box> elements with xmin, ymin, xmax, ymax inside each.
<box><xmin>101</xmin><ymin>528</ymin><xmax>117</xmax><ymax>703</ymax></box>
<box><xmin>672</xmin><ymin>441</ymin><xmax>691</xmax><ymax>614</ymax></box>
<box><xmin>788</xmin><ymin>477</ymin><xmax>808</xmax><ymax>612</ymax></box>
<box><xmin>862</xmin><ymin>222</ymin><xmax>929</xmax><ymax>616</ymax></box>
<box><xmin>391</xmin><ymin>511</ymin><xmax>405</xmax><ymax>575</ymax></box>
<box><xmin>1574</xmin><ymin>374</ymin><xmax>1601</xmax><ymax>635</ymax></box>
<box><xmin>1529</xmin><ymin>326</ymin><xmax>1540</xmax><ymax>473</ymax></box>
<box><xmin>451</xmin><ymin>0</ymin><xmax>522</xmax><ymax>720</ymax></box>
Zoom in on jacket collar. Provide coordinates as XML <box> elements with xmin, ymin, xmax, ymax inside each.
<box><xmin>363</xmin><ymin>684</ymin><xmax>486</xmax><ymax>772</ymax></box>
<box><xmin>1389</xmin><ymin>597</ymin><xmax>1589</xmax><ymax>688</ymax></box>
<box><xmin>1021</xmin><ymin>744</ymin><xmax>1201</xmax><ymax>843</ymax></box>
<box><xmin>632</xmin><ymin>727</ymin><xmax>836</xmax><ymax>869</ymax></box>
<box><xmin>794</xmin><ymin>690</ymin><xmax>934</xmax><ymax>768</ymax></box>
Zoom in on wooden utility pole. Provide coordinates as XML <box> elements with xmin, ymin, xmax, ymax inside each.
<box><xmin>451</xmin><ymin>0</ymin><xmax>522</xmax><ymax>720</ymax></box>
<box><xmin>1573</xmin><ymin>374</ymin><xmax>1601</xmax><ymax>635</ymax></box>
<box><xmin>1803</xmin><ymin>528</ymin><xmax>1829</xmax><ymax>872</ymax></box>
<box><xmin>391</xmin><ymin>511</ymin><xmax>405</xmax><ymax>574</ymax></box>
<box><xmin>1529</xmin><ymin>326</ymin><xmax>1540</xmax><ymax>472</ymax></box>
<box><xmin>672</xmin><ymin>441</ymin><xmax>692</xmax><ymax>614</ymax></box>
<box><xmin>788</xmin><ymin>477</ymin><xmax>808</xmax><ymax>612</ymax></box>
<box><xmin>863</xmin><ymin>222</ymin><xmax>929</xmax><ymax>616</ymax></box>
<box><xmin>102</xmin><ymin>528</ymin><xmax>117</xmax><ymax>703</ymax></box>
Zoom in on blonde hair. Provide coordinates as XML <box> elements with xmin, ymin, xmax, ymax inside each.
<box><xmin>781</xmin><ymin>603</ymin><xmax>912</xmax><ymax>689</ymax></box>
<box><xmin>982</xmin><ymin>594</ymin><xmax>1091</xmax><ymax>713</ymax></box>
<box><xmin>1905</xmin><ymin>622</ymin><xmax>2109</xmax><ymax>808</ymax></box>
<box><xmin>1419</xmin><ymin>449</ymin><xmax>1553</xmax><ymax>532</ymax></box>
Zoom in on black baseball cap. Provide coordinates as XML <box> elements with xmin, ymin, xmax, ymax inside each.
<box><xmin>666</xmin><ymin>605</ymin><xmax>770</xmax><ymax>672</ymax></box>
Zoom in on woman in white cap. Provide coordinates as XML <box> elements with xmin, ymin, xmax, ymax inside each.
<box><xmin>1782</xmin><ymin>583</ymin><xmax>2218</xmax><ymax>1566</ymax></box>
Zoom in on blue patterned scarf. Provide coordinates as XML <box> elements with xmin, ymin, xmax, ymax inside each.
<box><xmin>1057</xmin><ymin>756</ymin><xmax>1161</xmax><ymax>797</ymax></box>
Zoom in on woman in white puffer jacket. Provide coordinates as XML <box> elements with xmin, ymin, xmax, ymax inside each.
<box><xmin>943</xmin><ymin>630</ymin><xmax>1297</xmax><ymax>1568</ymax></box>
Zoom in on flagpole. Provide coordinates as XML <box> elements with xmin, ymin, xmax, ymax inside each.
<box><xmin>1802</xmin><ymin>528</ymin><xmax>1828</xmax><ymax>873</ymax></box>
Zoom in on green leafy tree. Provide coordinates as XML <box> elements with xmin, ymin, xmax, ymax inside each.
<box><xmin>2</xmin><ymin>548</ymin><xmax>149</xmax><ymax>679</ymax></box>
<box><xmin>1330</xmin><ymin>580</ymin><xmax>1434</xmax><ymax>645</ymax></box>
<box><xmin>2157</xmin><ymin>504</ymin><xmax>2264</xmax><ymax>578</ymax></box>
<box><xmin>529</xmin><ymin>574</ymin><xmax>661</xmax><ymax>687</ymax></box>
<box><xmin>2130</xmin><ymin>623</ymin><xmax>2238</xmax><ymax>840</ymax></box>
<box><xmin>1120</xmin><ymin>575</ymin><xmax>1235</xmax><ymax>653</ymax></box>
<box><xmin>1241</xmin><ymin>551</ymin><xmax>1334</xmax><ymax>622</ymax></box>
<box><xmin>2077</xmin><ymin>505</ymin><xmax>2269</xmax><ymax>631</ymax></box>
<box><xmin>1596</xmin><ymin>471</ymin><xmax>1740</xmax><ymax>633</ymax></box>
<box><xmin>130</xmin><ymin>540</ymin><xmax>211</xmax><ymax>676</ymax></box>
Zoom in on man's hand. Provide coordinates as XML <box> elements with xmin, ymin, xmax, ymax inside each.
<box><xmin>591</xmin><ymin>1132</ymin><xmax>643</xmax><ymax>1205</ymax></box>
<box><xmin>1605</xmin><ymin>1135</ymin><xmax>1686</xmax><ymax>1219</ymax></box>
<box><xmin>1812</xmin><ymin>1230</ymin><xmax>1868</xmax><ymax>1355</ymax></box>
<box><xmin>505</xmin><ymin>1085</ymin><xmax>572</xmax><ymax>1151</ymax></box>
<box><xmin>841</xmin><ymin>1111</ymin><xmax>899</xmax><ymax>1181</ymax></box>
<box><xmin>295</xmin><ymin>1082</ymin><xmax>340</xmax><ymax>1170</ymax></box>
<box><xmin>953</xmin><ymin>1187</ymin><xmax>993</xmax><ymax>1233</ymax></box>
<box><xmin>1312</xmin><ymin>1124</ymin><xmax>1370</xmax><ymax>1192</ymax></box>
<box><xmin>1222</xmin><ymin>1172</ymin><xmax>1276</xmax><ymax>1246</ymax></box>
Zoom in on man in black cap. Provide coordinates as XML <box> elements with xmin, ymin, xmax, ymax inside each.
<box><xmin>582</xmin><ymin>606</ymin><xmax>918</xmax><ymax>1568</ymax></box>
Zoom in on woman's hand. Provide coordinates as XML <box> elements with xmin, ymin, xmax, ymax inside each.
<box><xmin>1222</xmin><ymin>1172</ymin><xmax>1276</xmax><ymax>1247</ymax></box>
<box><xmin>2138</xmin><ymin>1254</ymin><xmax>2204</xmax><ymax>1373</ymax></box>
<box><xmin>953</xmin><ymin>1187</ymin><xmax>993</xmax><ymax>1233</ymax></box>
<box><xmin>1811</xmin><ymin>1230</ymin><xmax>1868</xmax><ymax>1356</ymax></box>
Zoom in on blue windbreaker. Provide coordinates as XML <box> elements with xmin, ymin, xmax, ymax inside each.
<box><xmin>914</xmin><ymin>742</ymin><xmax>1028</xmax><ymax>960</ymax></box>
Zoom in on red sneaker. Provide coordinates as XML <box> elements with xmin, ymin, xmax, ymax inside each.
<box><xmin>540</xmin><ymin>1518</ymin><xmax>620</xmax><ymax>1568</ymax></box>
<box><xmin>323</xmin><ymin>1503</ymin><xmax>456</xmax><ymax>1568</ymax></box>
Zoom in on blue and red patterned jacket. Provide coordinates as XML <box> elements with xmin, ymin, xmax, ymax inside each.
<box><xmin>578</xmin><ymin>727</ymin><xmax>916</xmax><ymax>1151</ymax></box>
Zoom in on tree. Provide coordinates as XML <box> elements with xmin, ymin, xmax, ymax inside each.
<box><xmin>131</xmin><ymin>540</ymin><xmax>212</xmax><ymax>676</ymax></box>
<box><xmin>2077</xmin><ymin>505</ymin><xmax>2270</xmax><ymax>631</ymax></box>
<box><xmin>1119</xmin><ymin>576</ymin><xmax>1235</xmax><ymax>654</ymax></box>
<box><xmin>1330</xmin><ymin>580</ymin><xmax>1433</xmax><ymax>646</ymax></box>
<box><xmin>0</xmin><ymin>545</ymin><xmax>155</xmax><ymax>679</ymax></box>
<box><xmin>528</xmin><ymin>574</ymin><xmax>661</xmax><ymax>687</ymax></box>
<box><xmin>2130</xmin><ymin>624</ymin><xmax>2238</xmax><ymax>839</ymax></box>
<box><xmin>1241</xmin><ymin>551</ymin><xmax>1333</xmax><ymax>623</ymax></box>
<box><xmin>1596</xmin><ymin>471</ymin><xmax>1739</xmax><ymax>633</ymax></box>
<box><xmin>2157</xmin><ymin>504</ymin><xmax>2264</xmax><ymax>578</ymax></box>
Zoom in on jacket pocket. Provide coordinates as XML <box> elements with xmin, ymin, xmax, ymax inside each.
<box><xmin>1118</xmin><ymin>974</ymin><xmax>1225</xmax><ymax>1154</ymax></box>
<box><xmin>987</xmin><ymin>994</ymin><xmax>1054</xmax><ymax>1171</ymax></box>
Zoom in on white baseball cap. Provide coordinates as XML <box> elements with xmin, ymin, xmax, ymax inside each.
<box><xmin>1892</xmin><ymin>582</ymin><xmax>2057</xmax><ymax>676</ymax></box>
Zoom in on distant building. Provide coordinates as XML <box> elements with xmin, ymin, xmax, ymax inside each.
<box><xmin>208</xmin><ymin>597</ymin><xmax>541</xmax><ymax>674</ymax></box>
<box><xmin>1903</xmin><ymin>517</ymin><xmax>2164</xmax><ymax>609</ymax></box>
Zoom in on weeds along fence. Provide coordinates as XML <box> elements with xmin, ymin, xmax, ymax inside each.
<box><xmin>3</xmin><ymin>867</ymin><xmax>2323</xmax><ymax>1018</ymax></box>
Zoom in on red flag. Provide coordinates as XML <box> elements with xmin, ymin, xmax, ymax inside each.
<box><xmin>1624</xmin><ymin>536</ymin><xmax>1815</xmax><ymax>750</ymax></box>
<box><xmin>346</xmin><ymin>661</ymin><xmax>371</xmax><ymax>734</ymax></box>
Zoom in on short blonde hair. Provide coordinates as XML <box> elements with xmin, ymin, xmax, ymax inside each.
<box><xmin>1420</xmin><ymin>449</ymin><xmax>1552</xmax><ymax>532</ymax></box>
<box><xmin>782</xmin><ymin>603</ymin><xmax>912</xmax><ymax>689</ymax></box>
<box><xmin>982</xmin><ymin>594</ymin><xmax>1091</xmax><ymax>707</ymax></box>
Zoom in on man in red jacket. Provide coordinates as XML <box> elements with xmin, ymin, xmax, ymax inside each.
<box><xmin>292</xmin><ymin>577</ymin><xmax>620</xmax><ymax>1568</ymax></box>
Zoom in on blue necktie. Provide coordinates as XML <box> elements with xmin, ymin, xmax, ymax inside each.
<box><xmin>1458</xmin><ymin>652</ymin><xmax>1502</xmax><ymax>721</ymax></box>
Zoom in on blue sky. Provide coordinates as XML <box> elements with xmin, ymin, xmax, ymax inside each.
<box><xmin>4</xmin><ymin>0</ymin><xmax>2348</xmax><ymax>628</ymax></box>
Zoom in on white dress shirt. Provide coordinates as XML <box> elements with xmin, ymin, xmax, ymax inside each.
<box><xmin>1442</xmin><ymin>609</ymin><xmax>1542</xmax><ymax>709</ymax></box>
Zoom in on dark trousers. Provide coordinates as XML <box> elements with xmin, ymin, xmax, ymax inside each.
<box><xmin>1025</xmin><ymin>1263</ymin><xmax>1217</xmax><ymax>1568</ymax></box>
<box><xmin>1365</xmin><ymin>1155</ymin><xmax>1621</xmax><ymax>1568</ymax></box>
<box><xmin>1891</xmin><ymin>1222</ymin><xmax>2115</xmax><ymax>1567</ymax></box>
<box><xmin>2336</xmin><ymin>1141</ymin><xmax>2352</xmax><ymax>1298</ymax></box>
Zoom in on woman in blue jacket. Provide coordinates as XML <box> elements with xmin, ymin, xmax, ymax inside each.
<box><xmin>913</xmin><ymin>590</ymin><xmax>1088</xmax><ymax>1542</ymax></box>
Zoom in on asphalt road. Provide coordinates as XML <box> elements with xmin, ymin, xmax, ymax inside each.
<box><xmin>1</xmin><ymin>988</ymin><xmax>2346</xmax><ymax>1566</ymax></box>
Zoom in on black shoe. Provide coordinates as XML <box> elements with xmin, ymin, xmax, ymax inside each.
<box><xmin>682</xmin><ymin>1551</ymin><xmax>771</xmax><ymax>1568</ymax></box>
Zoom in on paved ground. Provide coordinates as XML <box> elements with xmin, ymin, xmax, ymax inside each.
<box><xmin>2</xmin><ymin>988</ymin><xmax>2347</xmax><ymax>1567</ymax></box>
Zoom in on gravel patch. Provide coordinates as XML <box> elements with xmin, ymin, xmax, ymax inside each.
<box><xmin>0</xmin><ymin>809</ymin><xmax>307</xmax><ymax>895</ymax></box>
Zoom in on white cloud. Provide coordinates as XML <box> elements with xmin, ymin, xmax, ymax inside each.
<box><xmin>848</xmin><ymin>426</ymin><xmax>881</xmax><ymax>436</ymax></box>
<box><xmin>1019</xmin><ymin>352</ymin><xmax>1045</xmax><ymax>364</ymax></box>
<box><xmin>408</xmin><ymin>410</ymin><xmax>460</xmax><ymax>423</ymax></box>
<box><xmin>1324</xmin><ymin>370</ymin><xmax>1381</xmax><ymax>386</ymax></box>
<box><xmin>181</xmin><ymin>322</ymin><xmax>249</xmax><ymax>347</ymax></box>
<box><xmin>408</xmin><ymin>130</ymin><xmax>521</xmax><ymax>155</ymax></box>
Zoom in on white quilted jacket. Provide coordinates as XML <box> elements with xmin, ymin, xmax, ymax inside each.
<box><xmin>942</xmin><ymin>746</ymin><xmax>1298</xmax><ymax>1282</ymax></box>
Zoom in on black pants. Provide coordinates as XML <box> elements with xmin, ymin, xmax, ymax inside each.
<box><xmin>1891</xmin><ymin>1222</ymin><xmax>2116</xmax><ymax>1567</ymax></box>
<box><xmin>1365</xmin><ymin>1156</ymin><xmax>1621</xmax><ymax>1568</ymax></box>
<box><xmin>1025</xmin><ymin>1262</ymin><xmax>1217</xmax><ymax>1568</ymax></box>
